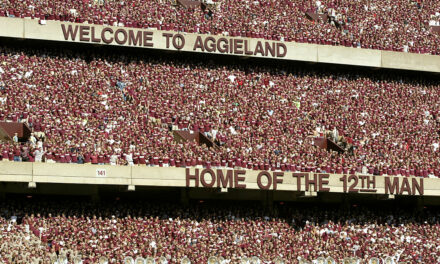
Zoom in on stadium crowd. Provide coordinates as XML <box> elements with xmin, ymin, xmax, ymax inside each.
<box><xmin>0</xmin><ymin>199</ymin><xmax>439</xmax><ymax>263</ymax></box>
<box><xmin>1</xmin><ymin>0</ymin><xmax>440</xmax><ymax>54</ymax></box>
<box><xmin>1</xmin><ymin>46</ymin><xmax>440</xmax><ymax>177</ymax></box>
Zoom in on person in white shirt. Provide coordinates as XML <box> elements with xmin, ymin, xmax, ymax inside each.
<box><xmin>110</xmin><ymin>154</ymin><xmax>118</xmax><ymax>165</ymax></box>
<box><xmin>34</xmin><ymin>147</ymin><xmax>45</xmax><ymax>162</ymax></box>
<box><xmin>125</xmin><ymin>153</ymin><xmax>134</xmax><ymax>166</ymax></box>
<box><xmin>29</xmin><ymin>133</ymin><xmax>37</xmax><ymax>146</ymax></box>
<box><xmin>433</xmin><ymin>142</ymin><xmax>439</xmax><ymax>152</ymax></box>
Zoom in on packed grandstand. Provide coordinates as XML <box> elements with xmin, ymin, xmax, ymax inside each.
<box><xmin>1</xmin><ymin>0</ymin><xmax>440</xmax><ymax>54</ymax></box>
<box><xmin>1</xmin><ymin>0</ymin><xmax>440</xmax><ymax>263</ymax></box>
<box><xmin>1</xmin><ymin>198</ymin><xmax>439</xmax><ymax>263</ymax></box>
<box><xmin>1</xmin><ymin>45</ymin><xmax>440</xmax><ymax>177</ymax></box>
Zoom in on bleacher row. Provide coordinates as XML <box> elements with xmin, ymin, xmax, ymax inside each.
<box><xmin>36</xmin><ymin>255</ymin><xmax>393</xmax><ymax>264</ymax></box>
<box><xmin>0</xmin><ymin>200</ymin><xmax>437</xmax><ymax>263</ymax></box>
<box><xmin>1</xmin><ymin>1</ymin><xmax>440</xmax><ymax>264</ymax></box>
<box><xmin>1</xmin><ymin>46</ymin><xmax>440</xmax><ymax>177</ymax></box>
<box><xmin>0</xmin><ymin>0</ymin><xmax>440</xmax><ymax>54</ymax></box>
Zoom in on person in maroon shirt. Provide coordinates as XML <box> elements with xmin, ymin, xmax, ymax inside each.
<box><xmin>84</xmin><ymin>152</ymin><xmax>91</xmax><ymax>164</ymax></box>
<box><xmin>1</xmin><ymin>145</ymin><xmax>9</xmax><ymax>160</ymax></box>
<box><xmin>1</xmin><ymin>45</ymin><xmax>440</xmax><ymax>177</ymax></box>
<box><xmin>71</xmin><ymin>152</ymin><xmax>78</xmax><ymax>163</ymax></box>
<box><xmin>104</xmin><ymin>153</ymin><xmax>110</xmax><ymax>164</ymax></box>
<box><xmin>90</xmin><ymin>152</ymin><xmax>98</xmax><ymax>165</ymax></box>
<box><xmin>97</xmin><ymin>152</ymin><xmax>104</xmax><ymax>165</ymax></box>
<box><xmin>13</xmin><ymin>144</ymin><xmax>21</xmax><ymax>162</ymax></box>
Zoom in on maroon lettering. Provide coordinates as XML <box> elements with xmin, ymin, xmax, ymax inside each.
<box><xmin>186</xmin><ymin>168</ymin><xmax>199</xmax><ymax>187</ymax></box>
<box><xmin>265</xmin><ymin>42</ymin><xmax>275</xmax><ymax>57</ymax></box>
<box><xmin>79</xmin><ymin>26</ymin><xmax>90</xmax><ymax>42</ymax></box>
<box><xmin>412</xmin><ymin>178</ymin><xmax>424</xmax><ymax>195</ymax></box>
<box><xmin>234</xmin><ymin>170</ymin><xmax>246</xmax><ymax>189</ymax></box>
<box><xmin>217</xmin><ymin>38</ymin><xmax>229</xmax><ymax>53</ymax></box>
<box><xmin>162</xmin><ymin>33</ymin><xmax>173</xmax><ymax>49</ymax></box>
<box><xmin>204</xmin><ymin>36</ymin><xmax>216</xmax><ymax>52</ymax></box>
<box><xmin>143</xmin><ymin>31</ymin><xmax>153</xmax><ymax>47</ymax></box>
<box><xmin>340</xmin><ymin>175</ymin><xmax>347</xmax><ymax>193</ymax></box>
<box><xmin>61</xmin><ymin>24</ymin><xmax>79</xmax><ymax>41</ymax></box>
<box><xmin>244</xmin><ymin>40</ymin><xmax>253</xmax><ymax>55</ymax></box>
<box><xmin>129</xmin><ymin>30</ymin><xmax>142</xmax><ymax>46</ymax></box>
<box><xmin>254</xmin><ymin>41</ymin><xmax>264</xmax><ymax>56</ymax></box>
<box><xmin>292</xmin><ymin>173</ymin><xmax>306</xmax><ymax>191</ymax></box>
<box><xmin>193</xmin><ymin>36</ymin><xmax>205</xmax><ymax>51</ymax></box>
<box><xmin>101</xmin><ymin>27</ymin><xmax>113</xmax><ymax>44</ymax></box>
<box><xmin>229</xmin><ymin>38</ymin><xmax>233</xmax><ymax>53</ymax></box>
<box><xmin>234</xmin><ymin>39</ymin><xmax>244</xmax><ymax>54</ymax></box>
<box><xmin>399</xmin><ymin>177</ymin><xmax>411</xmax><ymax>195</ymax></box>
<box><xmin>91</xmin><ymin>27</ymin><xmax>101</xmax><ymax>43</ymax></box>
<box><xmin>257</xmin><ymin>171</ymin><xmax>272</xmax><ymax>190</ymax></box>
<box><xmin>276</xmin><ymin>43</ymin><xmax>287</xmax><ymax>57</ymax></box>
<box><xmin>318</xmin><ymin>174</ymin><xmax>330</xmax><ymax>192</ymax></box>
<box><xmin>115</xmin><ymin>29</ymin><xmax>127</xmax><ymax>45</ymax></box>
<box><xmin>200</xmin><ymin>169</ymin><xmax>215</xmax><ymax>188</ymax></box>
<box><xmin>348</xmin><ymin>175</ymin><xmax>359</xmax><ymax>193</ymax></box>
<box><xmin>359</xmin><ymin>175</ymin><xmax>377</xmax><ymax>193</ymax></box>
<box><xmin>359</xmin><ymin>175</ymin><xmax>367</xmax><ymax>188</ymax></box>
<box><xmin>367</xmin><ymin>176</ymin><xmax>376</xmax><ymax>190</ymax></box>
<box><xmin>385</xmin><ymin>177</ymin><xmax>399</xmax><ymax>194</ymax></box>
<box><xmin>273</xmin><ymin>172</ymin><xmax>284</xmax><ymax>190</ymax></box>
<box><xmin>305</xmin><ymin>174</ymin><xmax>318</xmax><ymax>192</ymax></box>
<box><xmin>217</xmin><ymin>169</ymin><xmax>233</xmax><ymax>188</ymax></box>
<box><xmin>172</xmin><ymin>34</ymin><xmax>185</xmax><ymax>49</ymax></box>
<box><xmin>184</xmin><ymin>170</ymin><xmax>426</xmax><ymax>196</ymax></box>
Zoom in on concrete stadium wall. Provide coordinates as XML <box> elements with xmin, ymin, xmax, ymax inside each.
<box><xmin>0</xmin><ymin>161</ymin><xmax>32</xmax><ymax>182</ymax></box>
<box><xmin>0</xmin><ymin>162</ymin><xmax>438</xmax><ymax>197</ymax></box>
<box><xmin>0</xmin><ymin>17</ymin><xmax>24</xmax><ymax>38</ymax></box>
<box><xmin>33</xmin><ymin>162</ymin><xmax>132</xmax><ymax>185</ymax></box>
<box><xmin>1</xmin><ymin>17</ymin><xmax>440</xmax><ymax>72</ymax></box>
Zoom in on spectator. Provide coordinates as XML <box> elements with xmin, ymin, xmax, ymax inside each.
<box><xmin>1</xmin><ymin>0</ymin><xmax>440</xmax><ymax>54</ymax></box>
<box><xmin>0</xmin><ymin>45</ymin><xmax>439</xmax><ymax>178</ymax></box>
<box><xmin>1</xmin><ymin>198</ymin><xmax>440</xmax><ymax>263</ymax></box>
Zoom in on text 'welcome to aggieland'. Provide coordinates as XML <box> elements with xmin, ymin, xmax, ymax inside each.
<box><xmin>61</xmin><ymin>24</ymin><xmax>287</xmax><ymax>58</ymax></box>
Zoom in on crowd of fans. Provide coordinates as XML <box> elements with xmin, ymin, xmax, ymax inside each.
<box><xmin>1</xmin><ymin>0</ymin><xmax>440</xmax><ymax>54</ymax></box>
<box><xmin>1</xmin><ymin>198</ymin><xmax>439</xmax><ymax>263</ymax></box>
<box><xmin>1</xmin><ymin>46</ymin><xmax>440</xmax><ymax>177</ymax></box>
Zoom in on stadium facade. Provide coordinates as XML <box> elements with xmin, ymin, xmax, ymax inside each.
<box><xmin>1</xmin><ymin>12</ymin><xmax>440</xmax><ymax>264</ymax></box>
